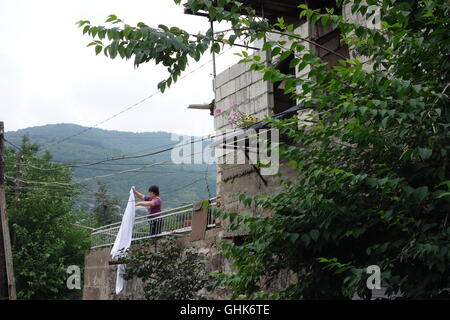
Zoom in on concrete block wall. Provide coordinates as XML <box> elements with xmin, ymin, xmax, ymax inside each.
<box><xmin>213</xmin><ymin>51</ymin><xmax>272</xmax><ymax>133</ymax></box>
<box><xmin>212</xmin><ymin>4</ymin><xmax>374</xmax><ymax>255</ymax></box>
<box><xmin>212</xmin><ymin>21</ymin><xmax>314</xmax><ymax>217</ymax></box>
<box><xmin>82</xmin><ymin>228</ymin><xmax>234</xmax><ymax>300</ymax></box>
<box><xmin>82</xmin><ymin>222</ymin><xmax>299</xmax><ymax>300</ymax></box>
<box><xmin>213</xmin><ymin>50</ymin><xmax>273</xmax><ymax>199</ymax></box>
<box><xmin>83</xmin><ymin>247</ymin><xmax>145</xmax><ymax>300</ymax></box>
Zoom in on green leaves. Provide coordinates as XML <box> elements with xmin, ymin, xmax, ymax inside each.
<box><xmin>105</xmin><ymin>14</ymin><xmax>121</xmax><ymax>24</ymax></box>
<box><xmin>76</xmin><ymin>20</ymin><xmax>90</xmax><ymax>27</ymax></box>
<box><xmin>76</xmin><ymin>0</ymin><xmax>450</xmax><ymax>300</ymax></box>
<box><xmin>403</xmin><ymin>185</ymin><xmax>429</xmax><ymax>203</ymax></box>
<box><xmin>157</xmin><ymin>81</ymin><xmax>167</xmax><ymax>93</ymax></box>
<box><xmin>418</xmin><ymin>148</ymin><xmax>432</xmax><ymax>161</ymax></box>
<box><xmin>95</xmin><ymin>45</ymin><xmax>102</xmax><ymax>55</ymax></box>
<box><xmin>123</xmin><ymin>24</ymin><xmax>132</xmax><ymax>38</ymax></box>
<box><xmin>4</xmin><ymin>137</ymin><xmax>90</xmax><ymax>300</ymax></box>
<box><xmin>79</xmin><ymin>15</ymin><xmax>214</xmax><ymax>91</ymax></box>
<box><xmin>105</xmin><ymin>14</ymin><xmax>117</xmax><ymax>22</ymax></box>
<box><xmin>123</xmin><ymin>237</ymin><xmax>208</xmax><ymax>300</ymax></box>
<box><xmin>301</xmin><ymin>234</ymin><xmax>311</xmax><ymax>247</ymax></box>
<box><xmin>310</xmin><ymin>229</ymin><xmax>320</xmax><ymax>241</ymax></box>
<box><xmin>288</xmin><ymin>233</ymin><xmax>300</xmax><ymax>244</ymax></box>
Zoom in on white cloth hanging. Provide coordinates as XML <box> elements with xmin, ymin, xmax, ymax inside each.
<box><xmin>111</xmin><ymin>187</ymin><xmax>136</xmax><ymax>295</ymax></box>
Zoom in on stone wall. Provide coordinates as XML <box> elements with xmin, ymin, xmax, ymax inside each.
<box><xmin>83</xmin><ymin>224</ymin><xmax>299</xmax><ymax>300</ymax></box>
<box><xmin>212</xmin><ymin>8</ymin><xmax>372</xmax><ymax>225</ymax></box>
<box><xmin>213</xmin><ymin>51</ymin><xmax>272</xmax><ymax>132</ymax></box>
<box><xmin>83</xmin><ymin>227</ymin><xmax>234</xmax><ymax>300</ymax></box>
<box><xmin>83</xmin><ymin>246</ymin><xmax>145</xmax><ymax>300</ymax></box>
<box><xmin>212</xmin><ymin>24</ymin><xmax>308</xmax><ymax>224</ymax></box>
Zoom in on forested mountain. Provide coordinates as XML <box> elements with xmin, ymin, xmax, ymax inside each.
<box><xmin>6</xmin><ymin>124</ymin><xmax>216</xmax><ymax>212</ymax></box>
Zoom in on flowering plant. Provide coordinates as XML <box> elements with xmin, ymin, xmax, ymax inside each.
<box><xmin>228</xmin><ymin>109</ymin><xmax>256</xmax><ymax>128</ymax></box>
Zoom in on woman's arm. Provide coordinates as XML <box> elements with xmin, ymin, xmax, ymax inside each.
<box><xmin>132</xmin><ymin>187</ymin><xmax>145</xmax><ymax>200</ymax></box>
<box><xmin>136</xmin><ymin>201</ymin><xmax>155</xmax><ymax>207</ymax></box>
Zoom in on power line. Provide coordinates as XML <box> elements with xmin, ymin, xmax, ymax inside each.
<box><xmin>204</xmin><ymin>163</ymin><xmax>212</xmax><ymax>199</ymax></box>
<box><xmin>6</xmin><ymin>119</ymin><xmax>247</xmax><ymax>172</ymax></box>
<box><xmin>4</xmin><ymin>181</ymin><xmax>131</xmax><ymax>207</ymax></box>
<box><xmin>9</xmin><ymin>132</ymin><xmax>220</xmax><ymax>171</ymax></box>
<box><xmin>125</xmin><ymin>141</ymin><xmax>180</xmax><ymax>157</ymax></box>
<box><xmin>40</xmin><ymin>48</ymin><xmax>232</xmax><ymax>151</ymax></box>
<box><xmin>160</xmin><ymin>178</ymin><xmax>204</xmax><ymax>195</ymax></box>
<box><xmin>3</xmin><ymin>145</ymin><xmax>215</xmax><ymax>187</ymax></box>
<box><xmin>7</xmin><ymin>171</ymin><xmax>214</xmax><ymax>205</ymax></box>
<box><xmin>4</xmin><ymin>176</ymin><xmax>73</xmax><ymax>187</ymax></box>
<box><xmin>7</xmin><ymin>162</ymin><xmax>71</xmax><ymax>171</ymax></box>
<box><xmin>2</xmin><ymin>138</ymin><xmax>21</xmax><ymax>151</ymax></box>
<box><xmin>4</xmin><ymin>161</ymin><xmax>169</xmax><ymax>187</ymax></box>
<box><xmin>5</xmin><ymin>160</ymin><xmax>172</xmax><ymax>166</ymax></box>
<box><xmin>62</xmin><ymin>166</ymin><xmax>214</xmax><ymax>175</ymax></box>
<box><xmin>8</xmin><ymin>131</ymin><xmax>201</xmax><ymax>166</ymax></box>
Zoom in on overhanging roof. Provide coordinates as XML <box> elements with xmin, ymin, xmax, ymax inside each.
<box><xmin>209</xmin><ymin>103</ymin><xmax>306</xmax><ymax>149</ymax></box>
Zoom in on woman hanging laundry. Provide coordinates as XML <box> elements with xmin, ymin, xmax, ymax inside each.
<box><xmin>133</xmin><ymin>185</ymin><xmax>162</xmax><ymax>235</ymax></box>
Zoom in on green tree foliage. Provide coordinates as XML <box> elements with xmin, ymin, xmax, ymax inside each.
<box><xmin>79</xmin><ymin>0</ymin><xmax>450</xmax><ymax>299</ymax></box>
<box><xmin>4</xmin><ymin>136</ymin><xmax>91</xmax><ymax>299</ymax></box>
<box><xmin>122</xmin><ymin>236</ymin><xmax>208</xmax><ymax>300</ymax></box>
<box><xmin>93</xmin><ymin>182</ymin><xmax>121</xmax><ymax>227</ymax></box>
<box><xmin>76</xmin><ymin>0</ymin><xmax>265</xmax><ymax>93</ymax></box>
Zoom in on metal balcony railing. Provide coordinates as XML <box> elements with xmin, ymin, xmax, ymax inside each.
<box><xmin>90</xmin><ymin>198</ymin><xmax>217</xmax><ymax>249</ymax></box>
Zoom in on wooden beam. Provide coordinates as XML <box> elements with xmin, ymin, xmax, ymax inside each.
<box><xmin>0</xmin><ymin>122</ymin><xmax>17</xmax><ymax>300</ymax></box>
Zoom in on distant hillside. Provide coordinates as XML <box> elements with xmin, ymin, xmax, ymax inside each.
<box><xmin>6</xmin><ymin>124</ymin><xmax>216</xmax><ymax>211</ymax></box>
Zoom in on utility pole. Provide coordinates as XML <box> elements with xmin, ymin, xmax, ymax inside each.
<box><xmin>0</xmin><ymin>121</ymin><xmax>17</xmax><ymax>300</ymax></box>
<box><xmin>14</xmin><ymin>152</ymin><xmax>22</xmax><ymax>208</ymax></box>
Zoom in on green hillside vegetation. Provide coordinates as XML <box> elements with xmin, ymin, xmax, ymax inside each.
<box><xmin>6</xmin><ymin>124</ymin><xmax>216</xmax><ymax>217</ymax></box>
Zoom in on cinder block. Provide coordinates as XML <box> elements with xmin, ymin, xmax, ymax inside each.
<box><xmin>250</xmin><ymin>96</ymin><xmax>264</xmax><ymax>114</ymax></box>
<box><xmin>227</xmin><ymin>65</ymin><xmax>237</xmax><ymax>81</ymax></box>
<box><xmin>221</xmin><ymin>80</ymin><xmax>236</xmax><ymax>98</ymax></box>
<box><xmin>241</xmin><ymin>102</ymin><xmax>251</xmax><ymax>116</ymax></box>
<box><xmin>249</xmin><ymin>83</ymin><xmax>258</xmax><ymax>100</ymax></box>
<box><xmin>215</xmin><ymin>98</ymin><xmax>227</xmax><ymax>111</ymax></box>
<box><xmin>215</xmin><ymin>86</ymin><xmax>223</xmax><ymax>101</ymax></box>
<box><xmin>240</xmin><ymin>72</ymin><xmax>252</xmax><ymax>89</ymax></box>
<box><xmin>295</xmin><ymin>22</ymin><xmax>310</xmax><ymax>38</ymax></box>
<box><xmin>220</xmin><ymin>95</ymin><xmax>230</xmax><ymax>111</ymax></box>
<box><xmin>236</xmin><ymin>74</ymin><xmax>245</xmax><ymax>91</ymax></box>
<box><xmin>214</xmin><ymin>114</ymin><xmax>225</xmax><ymax>130</ymax></box>
<box><xmin>249</xmin><ymin>100</ymin><xmax>257</xmax><ymax>114</ymax></box>
<box><xmin>226</xmin><ymin>93</ymin><xmax>238</xmax><ymax>110</ymax></box>
<box><xmin>258</xmin><ymin>80</ymin><xmax>269</xmax><ymax>96</ymax></box>
<box><xmin>215</xmin><ymin>69</ymin><xmax>230</xmax><ymax>88</ymax></box>
<box><xmin>229</xmin><ymin>62</ymin><xmax>247</xmax><ymax>81</ymax></box>
<box><xmin>251</xmin><ymin>70</ymin><xmax>264</xmax><ymax>83</ymax></box>
<box><xmin>235</xmin><ymin>88</ymin><xmax>249</xmax><ymax>105</ymax></box>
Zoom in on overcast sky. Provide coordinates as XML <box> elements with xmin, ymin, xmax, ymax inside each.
<box><xmin>0</xmin><ymin>0</ymin><xmax>243</xmax><ymax>137</ymax></box>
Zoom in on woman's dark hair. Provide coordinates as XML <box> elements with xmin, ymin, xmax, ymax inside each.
<box><xmin>148</xmin><ymin>185</ymin><xmax>160</xmax><ymax>196</ymax></box>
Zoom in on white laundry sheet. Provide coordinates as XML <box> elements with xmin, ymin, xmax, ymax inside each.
<box><xmin>111</xmin><ymin>188</ymin><xmax>136</xmax><ymax>295</ymax></box>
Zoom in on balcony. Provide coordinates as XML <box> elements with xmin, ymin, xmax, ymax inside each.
<box><xmin>90</xmin><ymin>197</ymin><xmax>217</xmax><ymax>249</ymax></box>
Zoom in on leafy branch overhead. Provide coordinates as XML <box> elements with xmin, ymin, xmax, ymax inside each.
<box><xmin>77</xmin><ymin>17</ymin><xmax>208</xmax><ymax>92</ymax></box>
<box><xmin>77</xmin><ymin>0</ymin><xmax>269</xmax><ymax>92</ymax></box>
